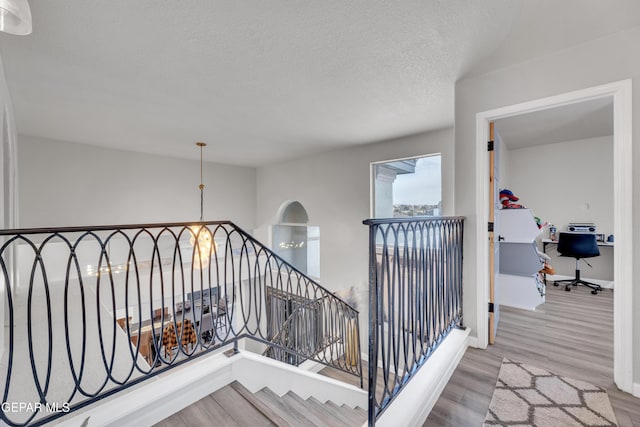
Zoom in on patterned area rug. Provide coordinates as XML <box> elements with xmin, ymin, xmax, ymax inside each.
<box><xmin>484</xmin><ymin>359</ymin><xmax>618</xmax><ymax>426</ymax></box>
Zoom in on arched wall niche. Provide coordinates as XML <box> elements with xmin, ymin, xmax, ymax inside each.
<box><xmin>271</xmin><ymin>200</ymin><xmax>319</xmax><ymax>278</ymax></box>
<box><xmin>277</xmin><ymin>200</ymin><xmax>309</xmax><ymax>225</ymax></box>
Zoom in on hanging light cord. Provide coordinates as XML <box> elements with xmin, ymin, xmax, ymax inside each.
<box><xmin>196</xmin><ymin>142</ymin><xmax>206</xmax><ymax>221</ymax></box>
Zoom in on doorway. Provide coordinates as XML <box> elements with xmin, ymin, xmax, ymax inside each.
<box><xmin>474</xmin><ymin>80</ymin><xmax>633</xmax><ymax>393</ymax></box>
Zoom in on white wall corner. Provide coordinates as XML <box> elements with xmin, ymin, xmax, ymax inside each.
<box><xmin>467</xmin><ymin>335</ymin><xmax>480</xmax><ymax>349</ymax></box>
<box><xmin>376</xmin><ymin>327</ymin><xmax>470</xmax><ymax>427</ymax></box>
<box><xmin>298</xmin><ymin>358</ymin><xmax>326</xmax><ymax>373</ymax></box>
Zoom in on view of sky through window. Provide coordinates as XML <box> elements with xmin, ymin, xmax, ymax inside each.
<box><xmin>393</xmin><ymin>155</ymin><xmax>441</xmax><ymax>205</ymax></box>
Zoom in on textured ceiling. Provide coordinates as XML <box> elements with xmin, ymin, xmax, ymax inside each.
<box><xmin>0</xmin><ymin>0</ymin><xmax>518</xmax><ymax>165</ymax></box>
<box><xmin>1</xmin><ymin>1</ymin><xmax>639</xmax><ymax>166</ymax></box>
<box><xmin>468</xmin><ymin>0</ymin><xmax>640</xmax><ymax>78</ymax></box>
<box><xmin>495</xmin><ymin>97</ymin><xmax>613</xmax><ymax>150</ymax></box>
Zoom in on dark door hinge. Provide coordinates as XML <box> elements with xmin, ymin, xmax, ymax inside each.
<box><xmin>488</xmin><ymin>302</ymin><xmax>494</xmax><ymax>313</ymax></box>
<box><xmin>487</xmin><ymin>140</ymin><xmax>494</xmax><ymax>151</ymax></box>
<box><xmin>488</xmin><ymin>222</ymin><xmax>494</xmax><ymax>232</ymax></box>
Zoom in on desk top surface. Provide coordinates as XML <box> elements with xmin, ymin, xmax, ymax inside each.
<box><xmin>542</xmin><ymin>238</ymin><xmax>614</xmax><ymax>247</ymax></box>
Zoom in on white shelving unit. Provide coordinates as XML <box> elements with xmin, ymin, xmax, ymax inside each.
<box><xmin>497</xmin><ymin>209</ymin><xmax>544</xmax><ymax>311</ymax></box>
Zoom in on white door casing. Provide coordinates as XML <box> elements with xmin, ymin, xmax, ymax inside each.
<box><xmin>473</xmin><ymin>79</ymin><xmax>633</xmax><ymax>393</ymax></box>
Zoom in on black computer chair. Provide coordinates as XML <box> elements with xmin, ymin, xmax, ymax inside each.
<box><xmin>553</xmin><ymin>232</ymin><xmax>602</xmax><ymax>294</ymax></box>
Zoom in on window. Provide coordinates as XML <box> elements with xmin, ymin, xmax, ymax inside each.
<box><xmin>372</xmin><ymin>154</ymin><xmax>442</xmax><ymax>218</ymax></box>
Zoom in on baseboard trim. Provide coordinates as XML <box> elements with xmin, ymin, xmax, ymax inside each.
<box><xmin>633</xmin><ymin>382</ymin><xmax>640</xmax><ymax>398</ymax></box>
<box><xmin>467</xmin><ymin>335</ymin><xmax>480</xmax><ymax>349</ymax></box>
<box><xmin>376</xmin><ymin>327</ymin><xmax>470</xmax><ymax>427</ymax></box>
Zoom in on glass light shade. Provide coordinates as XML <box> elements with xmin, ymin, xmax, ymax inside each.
<box><xmin>189</xmin><ymin>225</ymin><xmax>215</xmax><ymax>270</ymax></box>
<box><xmin>0</xmin><ymin>0</ymin><xmax>31</xmax><ymax>35</ymax></box>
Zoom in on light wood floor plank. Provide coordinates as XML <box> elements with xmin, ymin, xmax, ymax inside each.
<box><xmin>211</xmin><ymin>384</ymin><xmax>276</xmax><ymax>426</ymax></box>
<box><xmin>230</xmin><ymin>382</ymin><xmax>293</xmax><ymax>427</ymax></box>
<box><xmin>154</xmin><ymin>388</ymin><xmax>242</xmax><ymax>427</ymax></box>
<box><xmin>154</xmin><ymin>378</ymin><xmax>365</xmax><ymax>426</ymax></box>
<box><xmin>254</xmin><ymin>388</ymin><xmax>322</xmax><ymax>427</ymax></box>
<box><xmin>281</xmin><ymin>392</ymin><xmax>347</xmax><ymax>427</ymax></box>
<box><xmin>425</xmin><ymin>285</ymin><xmax>640</xmax><ymax>426</ymax></box>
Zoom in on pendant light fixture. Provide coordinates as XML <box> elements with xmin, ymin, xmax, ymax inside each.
<box><xmin>0</xmin><ymin>0</ymin><xmax>32</xmax><ymax>35</ymax></box>
<box><xmin>189</xmin><ymin>142</ymin><xmax>214</xmax><ymax>269</ymax></box>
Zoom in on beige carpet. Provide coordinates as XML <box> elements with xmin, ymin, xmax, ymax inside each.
<box><xmin>484</xmin><ymin>359</ymin><xmax>617</xmax><ymax>426</ymax></box>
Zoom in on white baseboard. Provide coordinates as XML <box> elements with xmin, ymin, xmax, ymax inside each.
<box><xmin>467</xmin><ymin>335</ymin><xmax>480</xmax><ymax>349</ymax></box>
<box><xmin>633</xmin><ymin>382</ymin><xmax>640</xmax><ymax>398</ymax></box>
<box><xmin>376</xmin><ymin>327</ymin><xmax>470</xmax><ymax>427</ymax></box>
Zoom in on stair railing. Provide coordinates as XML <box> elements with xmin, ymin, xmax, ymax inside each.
<box><xmin>263</xmin><ymin>294</ymin><xmax>329</xmax><ymax>363</ymax></box>
<box><xmin>0</xmin><ymin>221</ymin><xmax>362</xmax><ymax>427</ymax></box>
<box><xmin>363</xmin><ymin>216</ymin><xmax>464</xmax><ymax>425</ymax></box>
<box><xmin>262</xmin><ymin>293</ymin><xmax>360</xmax><ymax>374</ymax></box>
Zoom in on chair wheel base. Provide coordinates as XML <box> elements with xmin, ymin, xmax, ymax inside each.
<box><xmin>554</xmin><ymin>277</ymin><xmax>601</xmax><ymax>295</ymax></box>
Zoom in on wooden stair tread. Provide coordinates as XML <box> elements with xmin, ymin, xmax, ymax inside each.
<box><xmin>281</xmin><ymin>391</ymin><xmax>346</xmax><ymax>427</ymax></box>
<box><xmin>155</xmin><ymin>381</ymin><xmax>365</xmax><ymax>427</ymax></box>
<box><xmin>354</xmin><ymin>406</ymin><xmax>367</xmax><ymax>418</ymax></box>
<box><xmin>154</xmin><ymin>384</ymin><xmax>244</xmax><ymax>427</ymax></box>
<box><xmin>229</xmin><ymin>382</ymin><xmax>293</xmax><ymax>427</ymax></box>
<box><xmin>255</xmin><ymin>388</ymin><xmax>321</xmax><ymax>426</ymax></box>
<box><xmin>211</xmin><ymin>383</ymin><xmax>276</xmax><ymax>426</ymax></box>
<box><xmin>306</xmin><ymin>396</ymin><xmax>354</xmax><ymax>426</ymax></box>
<box><xmin>324</xmin><ymin>400</ymin><xmax>364</xmax><ymax>426</ymax></box>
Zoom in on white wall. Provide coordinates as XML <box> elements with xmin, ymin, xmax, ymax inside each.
<box><xmin>0</xmin><ymin>54</ymin><xmax>18</xmax><ymax>230</ymax></box>
<box><xmin>256</xmin><ymin>127</ymin><xmax>454</xmax><ymax>347</ymax></box>
<box><xmin>455</xmin><ymin>26</ymin><xmax>640</xmax><ymax>383</ymax></box>
<box><xmin>17</xmin><ymin>135</ymin><xmax>257</xmax><ymax>230</ymax></box>
<box><xmin>506</xmin><ymin>136</ymin><xmax>614</xmax><ymax>280</ymax></box>
<box><xmin>496</xmin><ymin>132</ymin><xmax>510</xmax><ymax>191</ymax></box>
<box><xmin>0</xmin><ymin>52</ymin><xmax>19</xmax><ymax>359</ymax></box>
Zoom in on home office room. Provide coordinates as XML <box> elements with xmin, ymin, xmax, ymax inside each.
<box><xmin>489</xmin><ymin>95</ymin><xmax>618</xmax><ymax>403</ymax></box>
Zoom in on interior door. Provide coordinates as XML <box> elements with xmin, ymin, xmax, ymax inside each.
<box><xmin>488</xmin><ymin>122</ymin><xmax>501</xmax><ymax>344</ymax></box>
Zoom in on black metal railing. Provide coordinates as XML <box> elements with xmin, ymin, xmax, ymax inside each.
<box><xmin>263</xmin><ymin>293</ymin><xmax>360</xmax><ymax>371</ymax></box>
<box><xmin>363</xmin><ymin>216</ymin><xmax>464</xmax><ymax>425</ymax></box>
<box><xmin>0</xmin><ymin>221</ymin><xmax>362</xmax><ymax>426</ymax></box>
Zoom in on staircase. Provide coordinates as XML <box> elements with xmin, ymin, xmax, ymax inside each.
<box><xmin>154</xmin><ymin>381</ymin><xmax>366</xmax><ymax>427</ymax></box>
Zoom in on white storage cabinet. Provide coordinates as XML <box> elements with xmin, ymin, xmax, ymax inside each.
<box><xmin>496</xmin><ymin>209</ymin><xmax>544</xmax><ymax>311</ymax></box>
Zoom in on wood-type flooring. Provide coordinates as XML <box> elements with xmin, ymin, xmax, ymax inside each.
<box><xmin>425</xmin><ymin>284</ymin><xmax>640</xmax><ymax>426</ymax></box>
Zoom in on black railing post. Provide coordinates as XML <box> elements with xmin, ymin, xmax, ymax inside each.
<box><xmin>356</xmin><ymin>314</ymin><xmax>363</xmax><ymax>389</ymax></box>
<box><xmin>367</xmin><ymin>223</ymin><xmax>378</xmax><ymax>427</ymax></box>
